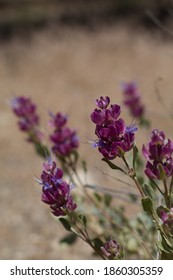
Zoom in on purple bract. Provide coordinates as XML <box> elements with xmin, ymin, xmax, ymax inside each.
<box><xmin>122</xmin><ymin>82</ymin><xmax>145</xmax><ymax>118</ymax></box>
<box><xmin>143</xmin><ymin>129</ymin><xmax>173</xmax><ymax>180</ymax></box>
<box><xmin>101</xmin><ymin>239</ymin><xmax>121</xmax><ymax>259</ymax></box>
<box><xmin>90</xmin><ymin>96</ymin><xmax>137</xmax><ymax>159</ymax></box>
<box><xmin>50</xmin><ymin>112</ymin><xmax>79</xmax><ymax>157</ymax></box>
<box><xmin>37</xmin><ymin>158</ymin><xmax>77</xmax><ymax>216</ymax></box>
<box><xmin>12</xmin><ymin>96</ymin><xmax>39</xmax><ymax>131</ymax></box>
<box><xmin>12</xmin><ymin>96</ymin><xmax>42</xmax><ymax>142</ymax></box>
<box><xmin>160</xmin><ymin>208</ymin><xmax>173</xmax><ymax>235</ymax></box>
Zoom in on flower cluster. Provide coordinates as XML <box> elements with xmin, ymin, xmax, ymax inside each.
<box><xmin>11</xmin><ymin>96</ymin><xmax>42</xmax><ymax>142</ymax></box>
<box><xmin>101</xmin><ymin>239</ymin><xmax>121</xmax><ymax>260</ymax></box>
<box><xmin>37</xmin><ymin>158</ymin><xmax>77</xmax><ymax>216</ymax></box>
<box><xmin>122</xmin><ymin>82</ymin><xmax>145</xmax><ymax>119</ymax></box>
<box><xmin>50</xmin><ymin>112</ymin><xmax>79</xmax><ymax>157</ymax></box>
<box><xmin>160</xmin><ymin>208</ymin><xmax>173</xmax><ymax>236</ymax></box>
<box><xmin>142</xmin><ymin>129</ymin><xmax>173</xmax><ymax>180</ymax></box>
<box><xmin>90</xmin><ymin>96</ymin><xmax>137</xmax><ymax>159</ymax></box>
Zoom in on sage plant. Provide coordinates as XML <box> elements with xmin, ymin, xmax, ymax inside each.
<box><xmin>11</xmin><ymin>90</ymin><xmax>173</xmax><ymax>260</ymax></box>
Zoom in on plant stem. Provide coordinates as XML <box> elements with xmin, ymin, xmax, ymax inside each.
<box><xmin>122</xmin><ymin>155</ymin><xmax>145</xmax><ymax>198</ymax></box>
<box><xmin>131</xmin><ymin>227</ymin><xmax>155</xmax><ymax>260</ymax></box>
<box><xmin>162</xmin><ymin>179</ymin><xmax>171</xmax><ymax>208</ymax></box>
<box><xmin>169</xmin><ymin>175</ymin><xmax>173</xmax><ymax>195</ymax></box>
<box><xmin>68</xmin><ymin>213</ymin><xmax>106</xmax><ymax>260</ymax></box>
<box><xmin>133</xmin><ymin>176</ymin><xmax>145</xmax><ymax>198</ymax></box>
<box><xmin>163</xmin><ymin>179</ymin><xmax>168</xmax><ymax>196</ymax></box>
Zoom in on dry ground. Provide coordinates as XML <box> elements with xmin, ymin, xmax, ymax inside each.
<box><xmin>1</xmin><ymin>24</ymin><xmax>173</xmax><ymax>259</ymax></box>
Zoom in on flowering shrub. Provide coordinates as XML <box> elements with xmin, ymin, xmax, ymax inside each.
<box><xmin>12</xmin><ymin>84</ymin><xmax>173</xmax><ymax>260</ymax></box>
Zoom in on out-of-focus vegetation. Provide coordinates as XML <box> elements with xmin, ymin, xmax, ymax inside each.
<box><xmin>0</xmin><ymin>0</ymin><xmax>172</xmax><ymax>39</ymax></box>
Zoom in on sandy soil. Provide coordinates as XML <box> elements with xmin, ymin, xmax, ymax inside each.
<box><xmin>1</xmin><ymin>24</ymin><xmax>173</xmax><ymax>259</ymax></box>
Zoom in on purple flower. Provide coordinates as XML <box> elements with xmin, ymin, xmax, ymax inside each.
<box><xmin>160</xmin><ymin>208</ymin><xmax>173</xmax><ymax>236</ymax></box>
<box><xmin>12</xmin><ymin>96</ymin><xmax>39</xmax><ymax>131</ymax></box>
<box><xmin>90</xmin><ymin>96</ymin><xmax>137</xmax><ymax>159</ymax></box>
<box><xmin>49</xmin><ymin>112</ymin><xmax>79</xmax><ymax>157</ymax></box>
<box><xmin>37</xmin><ymin>159</ymin><xmax>77</xmax><ymax>216</ymax></box>
<box><xmin>101</xmin><ymin>239</ymin><xmax>121</xmax><ymax>259</ymax></box>
<box><xmin>49</xmin><ymin>112</ymin><xmax>67</xmax><ymax>128</ymax></box>
<box><xmin>90</xmin><ymin>109</ymin><xmax>106</xmax><ymax>125</ymax></box>
<box><xmin>12</xmin><ymin>96</ymin><xmax>42</xmax><ymax>142</ymax></box>
<box><xmin>143</xmin><ymin>129</ymin><xmax>173</xmax><ymax>180</ymax></box>
<box><xmin>122</xmin><ymin>82</ymin><xmax>145</xmax><ymax>118</ymax></box>
<box><xmin>96</xmin><ymin>96</ymin><xmax>110</xmax><ymax>109</ymax></box>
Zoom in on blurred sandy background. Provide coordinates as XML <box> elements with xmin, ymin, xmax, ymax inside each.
<box><xmin>1</xmin><ymin>0</ymin><xmax>173</xmax><ymax>259</ymax></box>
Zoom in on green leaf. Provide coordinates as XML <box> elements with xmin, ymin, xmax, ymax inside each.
<box><xmin>132</xmin><ymin>145</ymin><xmax>139</xmax><ymax>170</ymax></box>
<box><xmin>78</xmin><ymin>214</ymin><xmax>87</xmax><ymax>227</ymax></box>
<box><xmin>137</xmin><ymin>175</ymin><xmax>144</xmax><ymax>186</ymax></box>
<box><xmin>135</xmin><ymin>156</ymin><xmax>144</xmax><ymax>169</ymax></box>
<box><xmin>141</xmin><ymin>197</ymin><xmax>154</xmax><ymax>216</ymax></box>
<box><xmin>60</xmin><ymin>232</ymin><xmax>77</xmax><ymax>245</ymax></box>
<box><xmin>158</xmin><ymin>237</ymin><xmax>173</xmax><ymax>259</ymax></box>
<box><xmin>128</xmin><ymin>193</ymin><xmax>138</xmax><ymax>202</ymax></box>
<box><xmin>104</xmin><ymin>193</ymin><xmax>112</xmax><ymax>207</ymax></box>
<box><xmin>102</xmin><ymin>158</ymin><xmax>126</xmax><ymax>173</ymax></box>
<box><xmin>34</xmin><ymin>142</ymin><xmax>50</xmax><ymax>159</ymax></box>
<box><xmin>170</xmin><ymin>194</ymin><xmax>173</xmax><ymax>207</ymax></box>
<box><xmin>70</xmin><ymin>150</ymin><xmax>79</xmax><ymax>165</ymax></box>
<box><xmin>142</xmin><ymin>184</ymin><xmax>156</xmax><ymax>200</ymax></box>
<box><xmin>160</xmin><ymin>251</ymin><xmax>173</xmax><ymax>259</ymax></box>
<box><xmin>161</xmin><ymin>235</ymin><xmax>173</xmax><ymax>251</ymax></box>
<box><xmin>93</xmin><ymin>192</ymin><xmax>102</xmax><ymax>202</ymax></box>
<box><xmin>140</xmin><ymin>117</ymin><xmax>151</xmax><ymax>128</ymax></box>
<box><xmin>59</xmin><ymin>218</ymin><xmax>71</xmax><ymax>231</ymax></box>
<box><xmin>148</xmin><ymin>179</ymin><xmax>158</xmax><ymax>190</ymax></box>
<box><xmin>92</xmin><ymin>238</ymin><xmax>104</xmax><ymax>250</ymax></box>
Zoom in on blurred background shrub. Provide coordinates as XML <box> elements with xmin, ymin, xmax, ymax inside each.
<box><xmin>0</xmin><ymin>0</ymin><xmax>172</xmax><ymax>39</ymax></box>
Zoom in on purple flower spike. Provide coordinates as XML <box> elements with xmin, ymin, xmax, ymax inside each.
<box><xmin>101</xmin><ymin>239</ymin><xmax>121</xmax><ymax>260</ymax></box>
<box><xmin>143</xmin><ymin>129</ymin><xmax>173</xmax><ymax>180</ymax></box>
<box><xmin>122</xmin><ymin>81</ymin><xmax>145</xmax><ymax>119</ymax></box>
<box><xmin>49</xmin><ymin>112</ymin><xmax>79</xmax><ymax>157</ymax></box>
<box><xmin>11</xmin><ymin>96</ymin><xmax>42</xmax><ymax>142</ymax></box>
<box><xmin>12</xmin><ymin>96</ymin><xmax>39</xmax><ymax>130</ymax></box>
<box><xmin>37</xmin><ymin>159</ymin><xmax>77</xmax><ymax>216</ymax></box>
<box><xmin>160</xmin><ymin>208</ymin><xmax>173</xmax><ymax>236</ymax></box>
<box><xmin>90</xmin><ymin>96</ymin><xmax>137</xmax><ymax>159</ymax></box>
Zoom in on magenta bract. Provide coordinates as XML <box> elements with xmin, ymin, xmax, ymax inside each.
<box><xmin>101</xmin><ymin>239</ymin><xmax>120</xmax><ymax>259</ymax></box>
<box><xmin>49</xmin><ymin>112</ymin><xmax>79</xmax><ymax>157</ymax></box>
<box><xmin>12</xmin><ymin>96</ymin><xmax>39</xmax><ymax>131</ymax></box>
<box><xmin>122</xmin><ymin>82</ymin><xmax>145</xmax><ymax>118</ymax></box>
<box><xmin>11</xmin><ymin>96</ymin><xmax>43</xmax><ymax>143</ymax></box>
<box><xmin>90</xmin><ymin>96</ymin><xmax>137</xmax><ymax>159</ymax></box>
<box><xmin>143</xmin><ymin>129</ymin><xmax>173</xmax><ymax>180</ymax></box>
<box><xmin>38</xmin><ymin>159</ymin><xmax>77</xmax><ymax>216</ymax></box>
<box><xmin>160</xmin><ymin>208</ymin><xmax>173</xmax><ymax>235</ymax></box>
